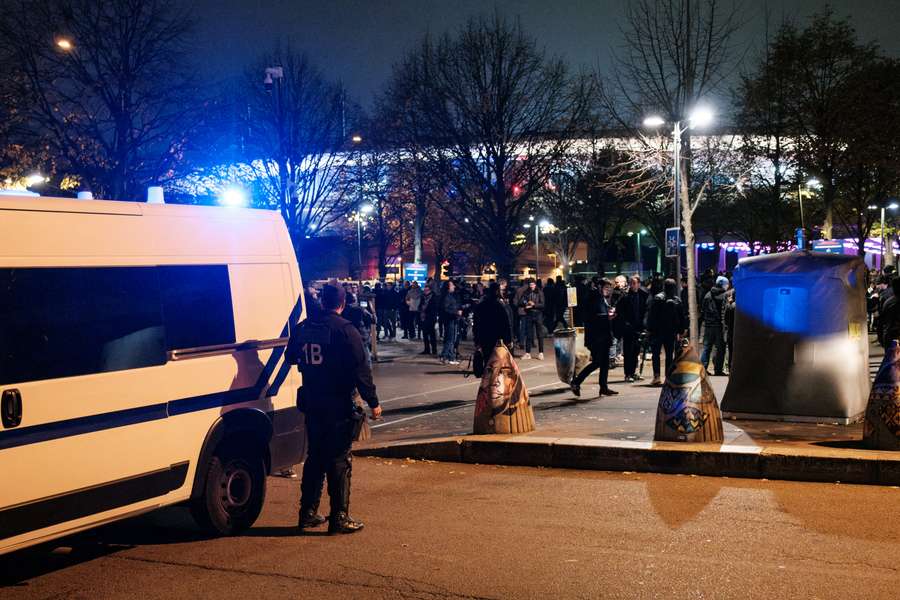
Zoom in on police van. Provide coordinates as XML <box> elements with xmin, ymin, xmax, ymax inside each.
<box><xmin>0</xmin><ymin>193</ymin><xmax>306</xmax><ymax>555</ymax></box>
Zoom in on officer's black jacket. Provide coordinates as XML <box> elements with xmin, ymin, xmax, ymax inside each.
<box><xmin>285</xmin><ymin>311</ymin><xmax>379</xmax><ymax>420</ymax></box>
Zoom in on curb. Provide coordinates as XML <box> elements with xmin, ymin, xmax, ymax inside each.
<box><xmin>355</xmin><ymin>436</ymin><xmax>900</xmax><ymax>486</ymax></box>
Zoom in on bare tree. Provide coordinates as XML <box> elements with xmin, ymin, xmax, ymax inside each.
<box><xmin>242</xmin><ymin>49</ymin><xmax>355</xmax><ymax>260</ymax></box>
<box><xmin>0</xmin><ymin>0</ymin><xmax>202</xmax><ymax>199</ymax></box>
<box><xmin>381</xmin><ymin>14</ymin><xmax>590</xmax><ymax>277</ymax></box>
<box><xmin>603</xmin><ymin>0</ymin><xmax>741</xmax><ymax>343</ymax></box>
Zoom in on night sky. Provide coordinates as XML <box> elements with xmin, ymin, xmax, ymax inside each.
<box><xmin>190</xmin><ymin>0</ymin><xmax>900</xmax><ymax>105</ymax></box>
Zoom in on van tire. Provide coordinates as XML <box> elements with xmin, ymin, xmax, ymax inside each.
<box><xmin>191</xmin><ymin>442</ymin><xmax>267</xmax><ymax>536</ymax></box>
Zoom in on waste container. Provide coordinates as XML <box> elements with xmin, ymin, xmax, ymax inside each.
<box><xmin>722</xmin><ymin>250</ymin><xmax>869</xmax><ymax>423</ymax></box>
<box><xmin>553</xmin><ymin>328</ymin><xmax>578</xmax><ymax>384</ymax></box>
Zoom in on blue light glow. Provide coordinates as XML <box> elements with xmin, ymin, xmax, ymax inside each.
<box><xmin>219</xmin><ymin>187</ymin><xmax>248</xmax><ymax>207</ymax></box>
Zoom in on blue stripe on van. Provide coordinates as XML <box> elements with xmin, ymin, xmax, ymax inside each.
<box><xmin>0</xmin><ymin>294</ymin><xmax>304</xmax><ymax>451</ymax></box>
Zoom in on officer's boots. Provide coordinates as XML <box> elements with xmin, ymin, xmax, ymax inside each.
<box><xmin>328</xmin><ymin>512</ymin><xmax>364</xmax><ymax>534</ymax></box>
<box><xmin>298</xmin><ymin>506</ymin><xmax>327</xmax><ymax>531</ymax></box>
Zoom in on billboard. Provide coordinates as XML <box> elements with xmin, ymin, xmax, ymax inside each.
<box><xmin>404</xmin><ymin>263</ymin><xmax>428</xmax><ymax>284</ymax></box>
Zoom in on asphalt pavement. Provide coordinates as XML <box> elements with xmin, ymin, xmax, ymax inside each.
<box><xmin>4</xmin><ymin>458</ymin><xmax>899</xmax><ymax>599</ymax></box>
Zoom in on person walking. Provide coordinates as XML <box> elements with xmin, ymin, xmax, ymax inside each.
<box><xmin>619</xmin><ymin>275</ymin><xmax>649</xmax><ymax>382</ymax></box>
<box><xmin>419</xmin><ymin>284</ymin><xmax>439</xmax><ymax>355</ymax></box>
<box><xmin>646</xmin><ymin>278</ymin><xmax>687</xmax><ymax>386</ymax></box>
<box><xmin>881</xmin><ymin>277</ymin><xmax>900</xmax><ymax>345</ymax></box>
<box><xmin>287</xmin><ymin>284</ymin><xmax>381</xmax><ymax>535</ymax></box>
<box><xmin>518</xmin><ymin>278</ymin><xmax>545</xmax><ymax>360</ymax></box>
<box><xmin>700</xmin><ymin>275</ymin><xmax>729</xmax><ymax>375</ymax></box>
<box><xmin>440</xmin><ymin>281</ymin><xmax>462</xmax><ymax>365</ymax></box>
<box><xmin>571</xmin><ymin>278</ymin><xmax>618</xmax><ymax>397</ymax></box>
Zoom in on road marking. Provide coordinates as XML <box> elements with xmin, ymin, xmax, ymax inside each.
<box><xmin>380</xmin><ymin>364</ymin><xmax>548</xmax><ymax>404</ymax></box>
<box><xmin>372</xmin><ymin>381</ymin><xmax>562</xmax><ymax>429</ymax></box>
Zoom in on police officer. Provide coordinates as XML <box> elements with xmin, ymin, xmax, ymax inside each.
<box><xmin>286</xmin><ymin>284</ymin><xmax>382</xmax><ymax>534</ymax></box>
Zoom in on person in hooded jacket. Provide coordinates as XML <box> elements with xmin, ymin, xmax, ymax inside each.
<box><xmin>646</xmin><ymin>278</ymin><xmax>687</xmax><ymax>385</ymax></box>
<box><xmin>700</xmin><ymin>275</ymin><xmax>729</xmax><ymax>375</ymax></box>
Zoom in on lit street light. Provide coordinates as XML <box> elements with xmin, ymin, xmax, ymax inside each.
<box><xmin>534</xmin><ymin>219</ymin><xmax>551</xmax><ymax>281</ymax></box>
<box><xmin>642</xmin><ymin>106</ymin><xmax>714</xmax><ymax>283</ymax></box>
<box><xmin>219</xmin><ymin>187</ymin><xmax>248</xmax><ymax>207</ymax></box>
<box><xmin>351</xmin><ymin>134</ymin><xmax>363</xmax><ymax>144</ymax></box>
<box><xmin>627</xmin><ymin>228</ymin><xmax>648</xmax><ymax>272</ymax></box>
<box><xmin>357</xmin><ymin>203</ymin><xmax>374</xmax><ymax>281</ymax></box>
<box><xmin>798</xmin><ymin>177</ymin><xmax>821</xmax><ymax>231</ymax></box>
<box><xmin>869</xmin><ymin>202</ymin><xmax>899</xmax><ymax>268</ymax></box>
<box><xmin>56</xmin><ymin>38</ymin><xmax>73</xmax><ymax>51</ymax></box>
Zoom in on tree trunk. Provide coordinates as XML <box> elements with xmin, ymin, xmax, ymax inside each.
<box><xmin>681</xmin><ymin>170</ymin><xmax>700</xmax><ymax>344</ymax></box>
<box><xmin>414</xmin><ymin>200</ymin><xmax>426</xmax><ymax>263</ymax></box>
<box><xmin>887</xmin><ymin>234</ymin><xmax>897</xmax><ymax>269</ymax></box>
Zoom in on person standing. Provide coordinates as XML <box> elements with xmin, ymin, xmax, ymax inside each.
<box><xmin>473</xmin><ymin>282</ymin><xmax>513</xmax><ymax>356</ymax></box>
<box><xmin>518</xmin><ymin>279</ymin><xmax>545</xmax><ymax>360</ymax></box>
<box><xmin>287</xmin><ymin>284</ymin><xmax>381</xmax><ymax>535</ymax></box>
<box><xmin>646</xmin><ymin>278</ymin><xmax>687</xmax><ymax>386</ymax></box>
<box><xmin>405</xmin><ymin>281</ymin><xmax>422</xmax><ymax>340</ymax></box>
<box><xmin>700</xmin><ymin>276</ymin><xmax>729</xmax><ymax>375</ymax></box>
<box><xmin>723</xmin><ymin>288</ymin><xmax>737</xmax><ymax>374</ymax></box>
<box><xmin>544</xmin><ymin>278</ymin><xmax>556</xmax><ymax>333</ymax></box>
<box><xmin>419</xmin><ymin>284</ymin><xmax>439</xmax><ymax>355</ymax></box>
<box><xmin>552</xmin><ymin>275</ymin><xmax>569</xmax><ymax>330</ymax></box>
<box><xmin>619</xmin><ymin>275</ymin><xmax>649</xmax><ymax>382</ymax></box>
<box><xmin>399</xmin><ymin>281</ymin><xmax>411</xmax><ymax>339</ymax></box>
<box><xmin>571</xmin><ymin>278</ymin><xmax>618</xmax><ymax>397</ymax></box>
<box><xmin>440</xmin><ymin>281</ymin><xmax>462</xmax><ymax>365</ymax></box>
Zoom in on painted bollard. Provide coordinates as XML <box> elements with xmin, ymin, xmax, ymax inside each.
<box><xmin>654</xmin><ymin>341</ymin><xmax>724</xmax><ymax>443</ymax></box>
<box><xmin>474</xmin><ymin>343</ymin><xmax>536</xmax><ymax>434</ymax></box>
<box><xmin>863</xmin><ymin>340</ymin><xmax>900</xmax><ymax>450</ymax></box>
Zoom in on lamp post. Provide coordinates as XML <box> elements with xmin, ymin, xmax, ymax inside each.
<box><xmin>536</xmin><ymin>219</ymin><xmax>550</xmax><ymax>281</ymax></box>
<box><xmin>643</xmin><ymin>107</ymin><xmax>713</xmax><ymax>284</ymax></box>
<box><xmin>870</xmin><ymin>202</ymin><xmax>899</xmax><ymax>270</ymax></box>
<box><xmin>627</xmin><ymin>229</ymin><xmax>648</xmax><ymax>274</ymax></box>
<box><xmin>357</xmin><ymin>204</ymin><xmax>374</xmax><ymax>281</ymax></box>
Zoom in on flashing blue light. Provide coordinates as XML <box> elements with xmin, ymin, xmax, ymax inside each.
<box><xmin>220</xmin><ymin>187</ymin><xmax>248</xmax><ymax>207</ymax></box>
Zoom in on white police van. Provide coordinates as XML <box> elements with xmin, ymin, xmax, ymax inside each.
<box><xmin>0</xmin><ymin>193</ymin><xmax>306</xmax><ymax>555</ymax></box>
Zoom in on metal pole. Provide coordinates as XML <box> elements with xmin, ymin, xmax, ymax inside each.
<box><xmin>535</xmin><ymin>225</ymin><xmax>540</xmax><ymax>281</ymax></box>
<box><xmin>357</xmin><ymin>215</ymin><xmax>361</xmax><ymax>279</ymax></box>
<box><xmin>798</xmin><ymin>182</ymin><xmax>806</xmax><ymax>230</ymax></box>
<box><xmin>637</xmin><ymin>231</ymin><xmax>643</xmax><ymax>272</ymax></box>
<box><xmin>673</xmin><ymin>122</ymin><xmax>682</xmax><ymax>283</ymax></box>
<box><xmin>882</xmin><ymin>207</ymin><xmax>886</xmax><ymax>271</ymax></box>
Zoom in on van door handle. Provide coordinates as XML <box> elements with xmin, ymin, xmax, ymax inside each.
<box><xmin>2</xmin><ymin>389</ymin><xmax>22</xmax><ymax>428</ymax></box>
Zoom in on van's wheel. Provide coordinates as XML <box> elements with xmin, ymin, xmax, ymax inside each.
<box><xmin>191</xmin><ymin>442</ymin><xmax>267</xmax><ymax>535</ymax></box>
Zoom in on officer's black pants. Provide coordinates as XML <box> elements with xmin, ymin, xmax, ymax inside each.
<box><xmin>573</xmin><ymin>349</ymin><xmax>609</xmax><ymax>389</ymax></box>
<box><xmin>300</xmin><ymin>416</ymin><xmax>354</xmax><ymax>518</ymax></box>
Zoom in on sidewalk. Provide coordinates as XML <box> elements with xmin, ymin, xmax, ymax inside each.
<box><xmin>359</xmin><ymin>337</ymin><xmax>900</xmax><ymax>486</ymax></box>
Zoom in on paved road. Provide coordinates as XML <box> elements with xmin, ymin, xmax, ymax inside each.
<box><xmin>4</xmin><ymin>459</ymin><xmax>899</xmax><ymax>599</ymax></box>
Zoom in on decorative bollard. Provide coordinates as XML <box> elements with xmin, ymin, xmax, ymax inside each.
<box><xmin>654</xmin><ymin>341</ymin><xmax>724</xmax><ymax>443</ymax></box>
<box><xmin>474</xmin><ymin>343</ymin><xmax>536</xmax><ymax>434</ymax></box>
<box><xmin>863</xmin><ymin>340</ymin><xmax>900</xmax><ymax>450</ymax></box>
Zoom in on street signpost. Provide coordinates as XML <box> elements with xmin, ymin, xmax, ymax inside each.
<box><xmin>665</xmin><ymin>227</ymin><xmax>681</xmax><ymax>258</ymax></box>
<box><xmin>404</xmin><ymin>262</ymin><xmax>428</xmax><ymax>285</ymax></box>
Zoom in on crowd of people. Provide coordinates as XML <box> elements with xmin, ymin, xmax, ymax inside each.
<box><xmin>303</xmin><ymin>269</ymin><xmax>740</xmax><ymax>395</ymax></box>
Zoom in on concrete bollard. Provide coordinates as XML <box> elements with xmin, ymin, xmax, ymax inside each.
<box><xmin>863</xmin><ymin>340</ymin><xmax>900</xmax><ymax>450</ymax></box>
<box><xmin>473</xmin><ymin>343</ymin><xmax>536</xmax><ymax>434</ymax></box>
<box><xmin>654</xmin><ymin>340</ymin><xmax>724</xmax><ymax>443</ymax></box>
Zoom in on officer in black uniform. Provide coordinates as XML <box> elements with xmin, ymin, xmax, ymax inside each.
<box><xmin>286</xmin><ymin>284</ymin><xmax>382</xmax><ymax>534</ymax></box>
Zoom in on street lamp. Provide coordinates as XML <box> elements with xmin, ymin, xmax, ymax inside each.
<box><xmin>627</xmin><ymin>229</ymin><xmax>648</xmax><ymax>271</ymax></box>
<box><xmin>642</xmin><ymin>106</ymin><xmax>715</xmax><ymax>282</ymax></box>
<box><xmin>870</xmin><ymin>202</ymin><xmax>899</xmax><ymax>269</ymax></box>
<box><xmin>798</xmin><ymin>177</ymin><xmax>821</xmax><ymax>230</ymax></box>
<box><xmin>534</xmin><ymin>219</ymin><xmax>551</xmax><ymax>281</ymax></box>
<box><xmin>357</xmin><ymin>203</ymin><xmax>373</xmax><ymax>280</ymax></box>
<box><xmin>56</xmin><ymin>38</ymin><xmax>73</xmax><ymax>51</ymax></box>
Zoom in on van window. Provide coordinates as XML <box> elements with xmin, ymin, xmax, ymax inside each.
<box><xmin>0</xmin><ymin>267</ymin><xmax>166</xmax><ymax>385</ymax></box>
<box><xmin>159</xmin><ymin>265</ymin><xmax>235</xmax><ymax>350</ymax></box>
<box><xmin>0</xmin><ymin>265</ymin><xmax>237</xmax><ymax>385</ymax></box>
